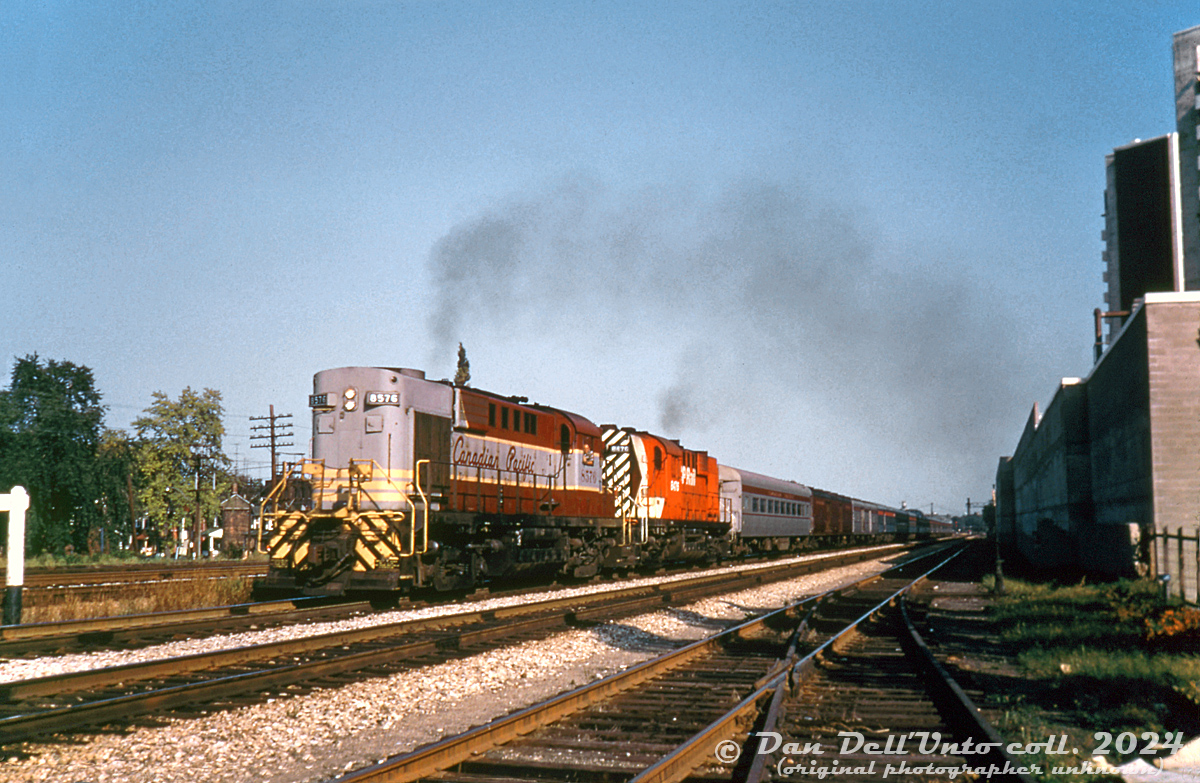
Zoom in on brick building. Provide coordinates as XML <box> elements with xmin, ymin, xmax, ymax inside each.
<box><xmin>220</xmin><ymin>492</ymin><xmax>255</xmax><ymax>556</ymax></box>
<box><xmin>997</xmin><ymin>293</ymin><xmax>1200</xmax><ymax>596</ymax></box>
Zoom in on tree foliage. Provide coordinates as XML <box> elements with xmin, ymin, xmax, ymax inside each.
<box><xmin>0</xmin><ymin>355</ymin><xmax>109</xmax><ymax>552</ymax></box>
<box><xmin>0</xmin><ymin>357</ymin><xmax>239</xmax><ymax>557</ymax></box>
<box><xmin>133</xmin><ymin>388</ymin><xmax>230</xmax><ymax>546</ymax></box>
<box><xmin>95</xmin><ymin>429</ymin><xmax>139</xmax><ymax>552</ymax></box>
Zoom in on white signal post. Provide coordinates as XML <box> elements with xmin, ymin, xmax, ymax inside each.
<box><xmin>1</xmin><ymin>486</ymin><xmax>29</xmax><ymax>626</ymax></box>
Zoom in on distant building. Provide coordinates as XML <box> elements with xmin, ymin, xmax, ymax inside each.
<box><xmin>220</xmin><ymin>492</ymin><xmax>254</xmax><ymax>555</ymax></box>
<box><xmin>956</xmin><ymin>514</ymin><xmax>987</xmax><ymax>535</ymax></box>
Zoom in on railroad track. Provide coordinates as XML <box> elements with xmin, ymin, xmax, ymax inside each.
<box><xmin>6</xmin><ymin>561</ymin><xmax>267</xmax><ymax>589</ymax></box>
<box><xmin>5</xmin><ymin>561</ymin><xmax>269</xmax><ymax>610</ymax></box>
<box><xmin>0</xmin><ymin>597</ymin><xmax>376</xmax><ymax>657</ymax></box>
<box><xmin>0</xmin><ymin>546</ymin><xmax>901</xmax><ymax>657</ymax></box>
<box><xmin>327</xmin><ymin>541</ymin><xmax>1032</xmax><ymax>783</ymax></box>
<box><xmin>751</xmin><ymin>559</ymin><xmax>1030</xmax><ymax>783</ymax></box>
<box><xmin>0</xmin><ymin>545</ymin><xmax>899</xmax><ymax>747</ymax></box>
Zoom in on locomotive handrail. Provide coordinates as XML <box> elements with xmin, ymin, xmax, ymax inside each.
<box><xmin>609</xmin><ymin>484</ymin><xmax>640</xmax><ymax>545</ymax></box>
<box><xmin>346</xmin><ymin>458</ymin><xmax>424</xmax><ymax>556</ymax></box>
<box><xmin>260</xmin><ymin>458</ymin><xmax>419</xmax><ymax>556</ymax></box>
<box><xmin>410</xmin><ymin>459</ymin><xmax>429</xmax><ymax>555</ymax></box>
<box><xmin>436</xmin><ymin>458</ymin><xmax>571</xmax><ymax>517</ymax></box>
<box><xmin>257</xmin><ymin>460</ymin><xmax>326</xmax><ymax>554</ymax></box>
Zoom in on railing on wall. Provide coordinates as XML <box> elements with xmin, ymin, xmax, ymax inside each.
<box><xmin>1148</xmin><ymin>528</ymin><xmax>1200</xmax><ymax>604</ymax></box>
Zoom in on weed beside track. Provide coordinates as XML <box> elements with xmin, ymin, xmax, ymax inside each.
<box><xmin>930</xmin><ymin>574</ymin><xmax>1200</xmax><ymax>783</ymax></box>
<box><xmin>20</xmin><ymin>576</ymin><xmax>257</xmax><ymax>624</ymax></box>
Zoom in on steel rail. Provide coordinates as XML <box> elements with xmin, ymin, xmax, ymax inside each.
<box><xmin>329</xmin><ymin>598</ymin><xmax>818</xmax><ymax>783</ymax></box>
<box><xmin>899</xmin><ymin>594</ymin><xmax>1037</xmax><ymax>783</ymax></box>
<box><xmin>626</xmin><ymin>540</ymin><xmax>1032</xmax><ymax>783</ymax></box>
<box><xmin>5</xmin><ymin>562</ymin><xmax>267</xmax><ymax>589</ymax></box>
<box><xmin>326</xmin><ymin>544</ymin><xmax>961</xmax><ymax>783</ymax></box>
<box><xmin>1</xmin><ymin>558</ymin><xmax>754</xmax><ymax>651</ymax></box>
<box><xmin>626</xmin><ymin>545</ymin><xmax>967</xmax><ymax>783</ymax></box>
<box><xmin>0</xmin><ymin>546</ymin><xmax>891</xmax><ymax>700</ymax></box>
<box><xmin>0</xmin><ymin>545</ymin><xmax>897</xmax><ymax>744</ymax></box>
<box><xmin>0</xmin><ymin>597</ymin><xmax>366</xmax><ymax>646</ymax></box>
<box><xmin>0</xmin><ymin>558</ymin><xmax>774</xmax><ymax>654</ymax></box>
<box><xmin>0</xmin><ymin>609</ymin><xmax>602</xmax><ymax>745</ymax></box>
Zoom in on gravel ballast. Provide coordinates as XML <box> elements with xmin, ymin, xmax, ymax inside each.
<box><xmin>0</xmin><ymin>548</ymin><xmax>892</xmax><ymax>685</ymax></box>
<box><xmin>3</xmin><ymin>556</ymin><xmax>892</xmax><ymax>783</ymax></box>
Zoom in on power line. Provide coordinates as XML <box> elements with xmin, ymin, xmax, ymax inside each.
<box><xmin>249</xmin><ymin>405</ymin><xmax>294</xmax><ymax>482</ymax></box>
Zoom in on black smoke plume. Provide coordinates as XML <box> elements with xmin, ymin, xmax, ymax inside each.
<box><xmin>426</xmin><ymin>176</ymin><xmax>1030</xmax><ymax>503</ymax></box>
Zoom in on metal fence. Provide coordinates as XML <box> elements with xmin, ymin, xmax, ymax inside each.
<box><xmin>1149</xmin><ymin>528</ymin><xmax>1200</xmax><ymax>603</ymax></box>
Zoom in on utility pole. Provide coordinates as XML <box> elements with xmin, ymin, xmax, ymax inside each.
<box><xmin>251</xmin><ymin>405</ymin><xmax>294</xmax><ymax>482</ymax></box>
<box><xmin>193</xmin><ymin>451</ymin><xmax>203</xmax><ymax>559</ymax></box>
<box><xmin>991</xmin><ymin>485</ymin><xmax>1004</xmax><ymax>595</ymax></box>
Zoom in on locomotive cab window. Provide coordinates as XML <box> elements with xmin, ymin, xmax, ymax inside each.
<box><xmin>501</xmin><ymin>407</ymin><xmax>509</xmax><ymax>429</ymax></box>
<box><xmin>559</xmin><ymin>424</ymin><xmax>571</xmax><ymax>453</ymax></box>
<box><xmin>488</xmin><ymin>403</ymin><xmax>496</xmax><ymax>426</ymax></box>
<box><xmin>654</xmin><ymin>447</ymin><xmax>663</xmax><ymax>472</ymax></box>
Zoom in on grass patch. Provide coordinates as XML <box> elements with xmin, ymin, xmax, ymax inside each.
<box><xmin>23</xmin><ymin>550</ymin><xmax>267</xmax><ymax>569</ymax></box>
<box><xmin>12</xmin><ymin>552</ymin><xmax>268</xmax><ymax>623</ymax></box>
<box><xmin>979</xmin><ymin>577</ymin><xmax>1200</xmax><ymax>780</ymax></box>
<box><xmin>23</xmin><ymin>576</ymin><xmax>257</xmax><ymax>623</ymax></box>
<box><xmin>25</xmin><ymin>550</ymin><xmax>146</xmax><ymax>569</ymax></box>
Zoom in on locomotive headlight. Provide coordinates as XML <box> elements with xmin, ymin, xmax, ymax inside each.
<box><xmin>343</xmin><ymin>387</ymin><xmax>357</xmax><ymax>411</ymax></box>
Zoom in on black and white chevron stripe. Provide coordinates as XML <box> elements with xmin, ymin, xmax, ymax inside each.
<box><xmin>602</xmin><ymin>427</ymin><xmax>639</xmax><ymax>519</ymax></box>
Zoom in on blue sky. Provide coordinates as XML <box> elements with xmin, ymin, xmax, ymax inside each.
<box><xmin>3</xmin><ymin>2</ymin><xmax>1196</xmax><ymax>514</ymax></box>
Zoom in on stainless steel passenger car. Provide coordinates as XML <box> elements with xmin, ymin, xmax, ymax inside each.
<box><xmin>719</xmin><ymin>465</ymin><xmax>813</xmax><ymax>550</ymax></box>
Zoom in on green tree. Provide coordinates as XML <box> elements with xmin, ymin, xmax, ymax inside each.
<box><xmin>94</xmin><ymin>429</ymin><xmax>139</xmax><ymax>553</ymax></box>
<box><xmin>0</xmin><ymin>355</ymin><xmax>106</xmax><ymax>553</ymax></box>
<box><xmin>454</xmin><ymin>342</ymin><xmax>471</xmax><ymax>386</ymax></box>
<box><xmin>134</xmin><ymin>388</ymin><xmax>230</xmax><ymax>555</ymax></box>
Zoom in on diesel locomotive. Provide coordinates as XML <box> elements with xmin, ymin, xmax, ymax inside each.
<box><xmin>257</xmin><ymin>366</ymin><xmax>949</xmax><ymax>596</ymax></box>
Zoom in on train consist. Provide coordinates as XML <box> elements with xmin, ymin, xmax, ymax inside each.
<box><xmin>258</xmin><ymin>366</ymin><xmax>951</xmax><ymax>595</ymax></box>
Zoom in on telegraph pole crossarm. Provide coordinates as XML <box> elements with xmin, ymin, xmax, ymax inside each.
<box><xmin>250</xmin><ymin>405</ymin><xmax>294</xmax><ymax>483</ymax></box>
